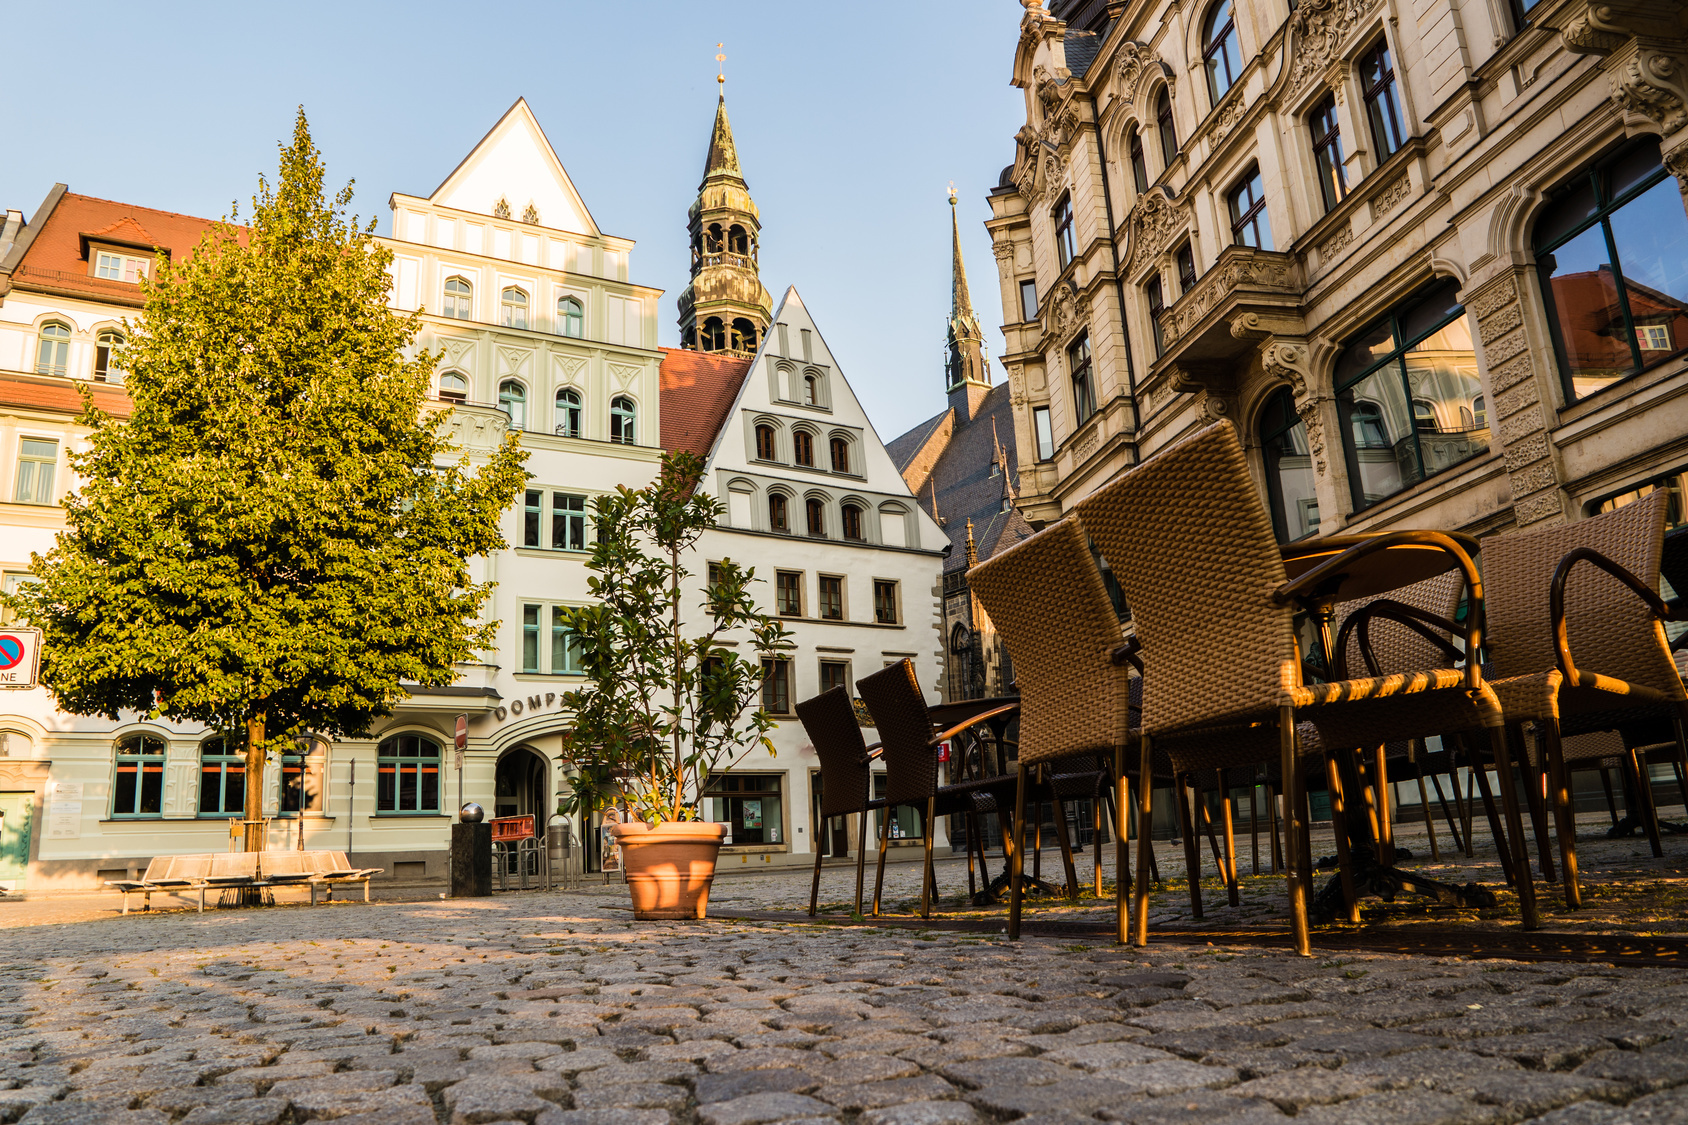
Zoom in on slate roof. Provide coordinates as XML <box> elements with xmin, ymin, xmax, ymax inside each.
<box><xmin>886</xmin><ymin>407</ymin><xmax>950</xmax><ymax>474</ymax></box>
<box><xmin>1063</xmin><ymin>29</ymin><xmax>1104</xmax><ymax>78</ymax></box>
<box><xmin>658</xmin><ymin>347</ymin><xmax>753</xmax><ymax>459</ymax></box>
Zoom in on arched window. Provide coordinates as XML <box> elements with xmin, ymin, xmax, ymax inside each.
<box><xmin>841</xmin><ymin>502</ymin><xmax>864</xmax><ymax>541</ymax></box>
<box><xmin>438</xmin><ymin>371</ymin><xmax>467</xmax><ymax>404</ymax></box>
<box><xmin>1473</xmin><ymin>395</ymin><xmax>1487</xmax><ymax>431</ymax></box>
<box><xmin>500</xmin><ymin>286</ymin><xmax>528</xmax><ymax>329</ymax></box>
<box><xmin>610</xmin><ymin>396</ymin><xmax>636</xmax><ymax>444</ymax></box>
<box><xmin>756</xmin><ymin>424</ymin><xmax>778</xmax><ymax>461</ymax></box>
<box><xmin>804</xmin><ymin>374</ymin><xmax>819</xmax><ymax>405</ymax></box>
<box><xmin>806</xmin><ymin>497</ymin><xmax>827</xmax><ymax>537</ymax></box>
<box><xmin>555</xmin><ymin>388</ymin><xmax>582</xmax><ymax>438</ymax></box>
<box><xmin>377</xmin><ymin>734</ymin><xmax>441</xmax><ymax>814</ymax></box>
<box><xmin>198</xmin><ymin>736</ymin><xmax>245</xmax><ymax>817</ymax></box>
<box><xmin>728</xmin><ymin>225</ymin><xmax>749</xmax><ymax>254</ymax></box>
<box><xmin>1349</xmin><ymin>401</ymin><xmax>1389</xmax><ymax>448</ymax></box>
<box><xmin>1259</xmin><ymin>387</ymin><xmax>1319</xmax><ymax>543</ymax></box>
<box><xmin>557</xmin><ymin>295</ymin><xmax>584</xmax><ymax>338</ymax></box>
<box><xmin>35</xmin><ymin>322</ymin><xmax>70</xmax><ymax>377</ymax></box>
<box><xmin>702</xmin><ymin>317</ymin><xmax>727</xmax><ymax>352</ymax></box>
<box><xmin>1127</xmin><ymin>127</ymin><xmax>1149</xmax><ymax>193</ymax></box>
<box><xmin>1412</xmin><ymin>399</ymin><xmax>1441</xmax><ymax>433</ymax></box>
<box><xmin>1310</xmin><ymin>94</ymin><xmax>1347</xmax><ymax>214</ymax></box>
<box><xmin>830</xmin><ymin>437</ymin><xmax>851</xmax><ymax>474</ymax></box>
<box><xmin>1156</xmin><ymin>89</ymin><xmax>1179</xmax><ymax>165</ymax></box>
<box><xmin>1202</xmin><ymin>0</ymin><xmax>1241</xmax><ymax>103</ymax></box>
<box><xmin>112</xmin><ymin>734</ymin><xmax>165</xmax><ymax>818</ymax></box>
<box><xmin>794</xmin><ymin>430</ymin><xmax>814</xmax><ymax>467</ymax></box>
<box><xmin>94</xmin><ymin>331</ymin><xmax>125</xmax><ymax>383</ymax></box>
<box><xmin>443</xmin><ymin>276</ymin><xmax>473</xmax><ymax>319</ymax></box>
<box><xmin>768</xmin><ymin>493</ymin><xmax>789</xmax><ymax>532</ymax></box>
<box><xmin>731</xmin><ymin>318</ymin><xmax>758</xmax><ymax>353</ymax></box>
<box><xmin>499</xmin><ymin>380</ymin><xmax>527</xmax><ymax>430</ymax></box>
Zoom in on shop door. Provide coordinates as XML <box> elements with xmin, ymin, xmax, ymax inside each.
<box><xmin>0</xmin><ymin>793</ymin><xmax>32</xmax><ymax>886</ymax></box>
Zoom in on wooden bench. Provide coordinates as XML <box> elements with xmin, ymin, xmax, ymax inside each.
<box><xmin>104</xmin><ymin>851</ymin><xmax>384</xmax><ymax>913</ymax></box>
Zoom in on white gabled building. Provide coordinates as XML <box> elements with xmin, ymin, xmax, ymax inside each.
<box><xmin>660</xmin><ymin>287</ymin><xmax>948</xmax><ymax>872</ymax></box>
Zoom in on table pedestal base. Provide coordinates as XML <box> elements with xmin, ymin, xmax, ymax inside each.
<box><xmin>1309</xmin><ymin>844</ymin><xmax>1497</xmax><ymax>923</ymax></box>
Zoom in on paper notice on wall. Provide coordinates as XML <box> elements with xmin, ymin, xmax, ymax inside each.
<box><xmin>47</xmin><ymin>781</ymin><xmax>82</xmax><ymax>803</ymax></box>
<box><xmin>46</xmin><ymin>800</ymin><xmax>82</xmax><ymax>839</ymax></box>
<box><xmin>742</xmin><ymin>800</ymin><xmax>762</xmax><ymax>830</ymax></box>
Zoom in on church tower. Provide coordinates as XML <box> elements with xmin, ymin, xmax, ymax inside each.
<box><xmin>678</xmin><ymin>91</ymin><xmax>772</xmax><ymax>355</ymax></box>
<box><xmin>946</xmin><ymin>188</ymin><xmax>991</xmax><ymax>424</ymax></box>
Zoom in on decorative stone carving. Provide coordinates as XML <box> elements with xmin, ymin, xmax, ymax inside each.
<box><xmin>1116</xmin><ymin>41</ymin><xmax>1152</xmax><ymax>102</ymax></box>
<box><xmin>1200</xmin><ymin>392</ymin><xmax>1230</xmax><ymax>421</ymax></box>
<box><xmin>1467</xmin><ymin>270</ymin><xmax>1564</xmax><ymax>526</ymax></box>
<box><xmin>1209</xmin><ymin>94</ymin><xmax>1247</xmax><ymax>142</ymax></box>
<box><xmin>1287</xmin><ymin>0</ymin><xmax>1385</xmax><ymax>95</ymax></box>
<box><xmin>1316</xmin><ymin>223</ymin><xmax>1354</xmax><ymax>263</ymax></box>
<box><xmin>1609</xmin><ymin>41</ymin><xmax>1688</xmax><ymax>135</ymax></box>
<box><xmin>992</xmin><ymin>239</ymin><xmax>1016</xmax><ymax>262</ymax></box>
<box><xmin>1260</xmin><ymin>341</ymin><xmax>1311</xmax><ymax>398</ymax></box>
<box><xmin>1373</xmin><ymin>175</ymin><xmax>1412</xmax><ymax>217</ymax></box>
<box><xmin>1164</xmin><ymin>253</ymin><xmax>1297</xmax><ymax>342</ymax></box>
<box><xmin>1074</xmin><ymin>428</ymin><xmax>1099</xmax><ymax>461</ymax></box>
<box><xmin>1466</xmin><ymin>275</ymin><xmax>1516</xmax><ymax>320</ymax></box>
<box><xmin>1560</xmin><ymin>4</ymin><xmax>1629</xmax><ymax>54</ymax></box>
<box><xmin>1297</xmin><ymin>397</ymin><xmax>1328</xmax><ymax>477</ymax></box>
<box><xmin>1047</xmin><ymin>285</ymin><xmax>1083</xmax><ymax>344</ymax></box>
<box><xmin>1124</xmin><ymin>189</ymin><xmax>1190</xmax><ymax>275</ymax></box>
<box><xmin>443</xmin><ymin>408</ymin><xmax>511</xmax><ymax>453</ymax></box>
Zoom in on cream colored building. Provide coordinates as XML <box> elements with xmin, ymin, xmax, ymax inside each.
<box><xmin>988</xmin><ymin>0</ymin><xmax>1688</xmax><ymax>548</ymax></box>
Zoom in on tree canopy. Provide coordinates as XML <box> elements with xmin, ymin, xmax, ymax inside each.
<box><xmin>6</xmin><ymin>109</ymin><xmax>527</xmax><ymax>840</ymax></box>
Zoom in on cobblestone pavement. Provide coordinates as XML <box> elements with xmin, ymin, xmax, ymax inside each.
<box><xmin>5</xmin><ymin>857</ymin><xmax>1688</xmax><ymax>1125</ymax></box>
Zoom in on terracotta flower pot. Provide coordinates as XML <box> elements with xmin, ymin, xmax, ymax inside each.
<box><xmin>607</xmin><ymin>820</ymin><xmax>728</xmax><ymax>920</ymax></box>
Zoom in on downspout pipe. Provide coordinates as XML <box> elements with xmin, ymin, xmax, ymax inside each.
<box><xmin>1088</xmin><ymin>92</ymin><xmax>1140</xmax><ymax>464</ymax></box>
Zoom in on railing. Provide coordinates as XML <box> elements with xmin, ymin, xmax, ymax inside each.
<box><xmin>695</xmin><ymin>252</ymin><xmax>757</xmax><ymax>272</ymax></box>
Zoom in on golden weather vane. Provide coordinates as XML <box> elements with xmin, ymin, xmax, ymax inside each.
<box><xmin>716</xmin><ymin>43</ymin><xmax>726</xmax><ymax>86</ymax></box>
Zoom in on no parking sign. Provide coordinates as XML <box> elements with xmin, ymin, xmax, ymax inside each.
<box><xmin>0</xmin><ymin>629</ymin><xmax>40</xmax><ymax>688</ymax></box>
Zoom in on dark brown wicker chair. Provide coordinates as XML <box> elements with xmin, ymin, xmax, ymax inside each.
<box><xmin>1074</xmin><ymin>420</ymin><xmax>1532</xmax><ymax>953</ymax></box>
<box><xmin>855</xmin><ymin>659</ymin><xmax>1023</xmax><ymax>919</ymax></box>
<box><xmin>794</xmin><ymin>685</ymin><xmax>889</xmax><ymax>917</ymax></box>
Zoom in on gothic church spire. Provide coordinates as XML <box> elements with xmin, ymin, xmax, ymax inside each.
<box><xmin>946</xmin><ymin>187</ymin><xmax>990</xmax><ymax>423</ymax></box>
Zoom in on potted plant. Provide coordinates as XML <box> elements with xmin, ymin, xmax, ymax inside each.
<box><xmin>557</xmin><ymin>452</ymin><xmax>788</xmax><ymax>919</ymax></box>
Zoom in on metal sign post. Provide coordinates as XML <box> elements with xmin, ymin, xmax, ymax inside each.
<box><xmin>454</xmin><ymin>714</ymin><xmax>468</xmax><ymax>819</ymax></box>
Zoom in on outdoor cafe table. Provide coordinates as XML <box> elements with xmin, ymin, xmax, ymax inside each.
<box><xmin>1275</xmin><ymin>530</ymin><xmax>1497</xmax><ymax>920</ymax></box>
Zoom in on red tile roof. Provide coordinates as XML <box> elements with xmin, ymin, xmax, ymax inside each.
<box><xmin>0</xmin><ymin>373</ymin><xmax>132</xmax><ymax>419</ymax></box>
<box><xmin>6</xmin><ymin>192</ymin><xmax>231</xmax><ymax>306</ymax></box>
<box><xmin>659</xmin><ymin>347</ymin><xmax>752</xmax><ymax>460</ymax></box>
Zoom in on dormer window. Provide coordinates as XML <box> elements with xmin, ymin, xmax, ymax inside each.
<box><xmin>94</xmin><ymin>251</ymin><xmax>149</xmax><ymax>283</ymax></box>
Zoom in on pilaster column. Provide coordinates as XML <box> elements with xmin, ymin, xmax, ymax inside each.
<box><xmin>1467</xmin><ymin>270</ymin><xmax>1568</xmax><ymax>527</ymax></box>
<box><xmin>161</xmin><ymin>739</ymin><xmax>199</xmax><ymax>819</ymax></box>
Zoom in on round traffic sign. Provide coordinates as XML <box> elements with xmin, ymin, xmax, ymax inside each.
<box><xmin>0</xmin><ymin>635</ymin><xmax>23</xmax><ymax>671</ymax></box>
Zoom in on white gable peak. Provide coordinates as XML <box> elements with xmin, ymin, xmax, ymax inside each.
<box><xmin>429</xmin><ymin>98</ymin><xmax>598</xmax><ymax>236</ymax></box>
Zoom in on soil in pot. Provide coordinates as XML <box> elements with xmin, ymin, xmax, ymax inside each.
<box><xmin>607</xmin><ymin>820</ymin><xmax>728</xmax><ymax>920</ymax></box>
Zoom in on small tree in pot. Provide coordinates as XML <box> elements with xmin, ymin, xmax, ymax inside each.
<box><xmin>557</xmin><ymin>451</ymin><xmax>788</xmax><ymax>918</ymax></box>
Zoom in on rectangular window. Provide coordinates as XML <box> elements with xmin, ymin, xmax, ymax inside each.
<box><xmin>522</xmin><ymin>604</ymin><xmax>541</xmax><ymax>673</ymax></box>
<box><xmin>1</xmin><ymin>572</ymin><xmax>36</xmax><ymax>626</ymax></box>
<box><xmin>198</xmin><ymin>744</ymin><xmax>246</xmax><ymax>817</ymax></box>
<box><xmin>1053</xmin><ymin>195</ymin><xmax>1076</xmax><ymax>268</ymax></box>
<box><xmin>1129</xmin><ymin>129</ymin><xmax>1150</xmax><ymax>193</ymax></box>
<box><xmin>523</xmin><ymin>489</ymin><xmax>542</xmax><ymax>548</ymax></box>
<box><xmin>874</xmin><ymin>774</ymin><xmax>925</xmax><ymax>840</ymax></box>
<box><xmin>761</xmin><ymin>659</ymin><xmax>792</xmax><ymax>716</ymax></box>
<box><xmin>1360</xmin><ymin>41</ymin><xmax>1405</xmax><ymax>160</ymax></box>
<box><xmin>1227</xmin><ymin>167</ymin><xmax>1273</xmax><ymax>250</ymax></box>
<box><xmin>280</xmin><ymin>745</ymin><xmax>324</xmax><ymax>814</ymax></box>
<box><xmin>874</xmin><ymin>580</ymin><xmax>899</xmax><ymax>625</ymax></box>
<box><xmin>1019</xmin><ymin>279</ymin><xmax>1039</xmax><ymax>322</ymax></box>
<box><xmin>1146</xmin><ymin>277</ymin><xmax>1167</xmax><ymax>357</ymax></box>
<box><xmin>1068</xmin><ymin>332</ymin><xmax>1096</xmax><ymax>424</ymax></box>
<box><xmin>703</xmin><ymin>773</ymin><xmax>783</xmax><ymax>845</ymax></box>
<box><xmin>378</xmin><ymin>735</ymin><xmax>440</xmax><ymax>814</ymax></box>
<box><xmin>552</xmin><ymin>493</ymin><xmax>587</xmax><ymax>551</ymax></box>
<box><xmin>1033</xmin><ymin>405</ymin><xmax>1055</xmax><ymax>461</ymax></box>
<box><xmin>819</xmin><ymin>575</ymin><xmax>844</xmax><ymax>620</ymax></box>
<box><xmin>14</xmin><ymin>439</ymin><xmax>57</xmax><ymax>505</ymax></box>
<box><xmin>1310</xmin><ymin>94</ymin><xmax>1347</xmax><ymax>214</ymax></box>
<box><xmin>1175</xmin><ymin>242</ymin><xmax>1197</xmax><ymax>294</ymax></box>
<box><xmin>819</xmin><ymin>660</ymin><xmax>849</xmax><ymax>696</ymax></box>
<box><xmin>551</xmin><ymin>606</ymin><xmax>582</xmax><ymax>674</ymax></box>
<box><xmin>95</xmin><ymin>252</ymin><xmax>145</xmax><ymax>282</ymax></box>
<box><xmin>776</xmin><ymin>570</ymin><xmax>803</xmax><ymax>617</ymax></box>
<box><xmin>708</xmin><ymin>562</ymin><xmax>724</xmax><ymax>588</ymax></box>
<box><xmin>113</xmin><ymin>739</ymin><xmax>166</xmax><ymax>818</ymax></box>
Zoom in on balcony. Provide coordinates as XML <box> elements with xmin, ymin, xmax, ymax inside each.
<box><xmin>1150</xmin><ymin>246</ymin><xmax>1304</xmax><ymax>394</ymax></box>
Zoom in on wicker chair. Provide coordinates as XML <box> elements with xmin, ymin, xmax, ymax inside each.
<box><xmin>793</xmin><ymin>685</ymin><xmax>889</xmax><ymax>917</ymax></box>
<box><xmin>855</xmin><ymin>659</ymin><xmax>1024</xmax><ymax>920</ymax></box>
<box><xmin>967</xmin><ymin>515</ymin><xmax>1151</xmax><ymax>941</ymax></box>
<box><xmin>1483</xmin><ymin>489</ymin><xmax>1688</xmax><ymax>909</ymax></box>
<box><xmin>1073</xmin><ymin>420</ymin><xmax>1533</xmax><ymax>953</ymax></box>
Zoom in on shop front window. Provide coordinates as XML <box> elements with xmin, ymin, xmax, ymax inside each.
<box><xmin>704</xmin><ymin>774</ymin><xmax>783</xmax><ymax>845</ymax></box>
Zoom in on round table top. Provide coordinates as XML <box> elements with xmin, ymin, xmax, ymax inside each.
<box><xmin>1280</xmin><ymin>530</ymin><xmax>1480</xmax><ymax>606</ymax></box>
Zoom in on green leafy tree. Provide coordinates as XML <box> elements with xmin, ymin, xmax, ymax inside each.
<box><xmin>558</xmin><ymin>452</ymin><xmax>788</xmax><ymax>824</ymax></box>
<box><xmin>3</xmin><ymin>110</ymin><xmax>527</xmax><ymax>850</ymax></box>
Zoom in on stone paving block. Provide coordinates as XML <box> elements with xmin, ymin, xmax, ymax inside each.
<box><xmin>0</xmin><ymin>1085</ymin><xmax>69</xmax><ymax>1118</ymax></box>
<box><xmin>965</xmin><ymin>1075</ymin><xmax>1145</xmax><ymax>1117</ymax></box>
<box><xmin>178</xmin><ymin>1098</ymin><xmax>291</xmax><ymax>1125</ymax></box>
<box><xmin>899</xmin><ymin>1037</ymin><xmax>1032</xmax><ymax>1069</ymax></box>
<box><xmin>294</xmin><ymin>1107</ymin><xmax>435</xmax><ymax>1125</ymax></box>
<box><xmin>707</xmin><ymin>1048</ymin><xmax>819</xmax><ymax>1073</ymax></box>
<box><xmin>16</xmin><ymin>1106</ymin><xmax>167</xmax><ymax>1125</ymax></box>
<box><xmin>1575</xmin><ymin>1049</ymin><xmax>1688</xmax><ymax>1095</ymax></box>
<box><xmin>814</xmin><ymin>1074</ymin><xmax>958</xmax><ymax>1111</ymax></box>
<box><xmin>858</xmin><ymin>1100</ymin><xmax>980</xmax><ymax>1125</ymax></box>
<box><xmin>145</xmin><ymin>1085</ymin><xmax>258</xmax><ymax>1115</ymax></box>
<box><xmin>292</xmin><ymin>1081</ymin><xmax>434</xmax><ymax>1121</ymax></box>
<box><xmin>816</xmin><ymin>1054</ymin><xmax>921</xmax><ymax>1085</ymax></box>
<box><xmin>217</xmin><ymin>1061</ymin><xmax>334</xmax><ymax>1089</ymax></box>
<box><xmin>694</xmin><ymin>1068</ymin><xmax>820</xmax><ymax>1104</ymax></box>
<box><xmin>1294</xmin><ymin>1088</ymin><xmax>1504</xmax><ymax>1125</ymax></box>
<box><xmin>533</xmin><ymin>1110</ymin><xmax>672</xmax><ymax>1125</ymax></box>
<box><xmin>1093</xmin><ymin>1060</ymin><xmax>1241</xmax><ymax>1095</ymax></box>
<box><xmin>1141</xmin><ymin>1025</ymin><xmax>1289</xmax><ymax>1060</ymax></box>
<box><xmin>1225</xmin><ymin>1064</ymin><xmax>1398</xmax><ymax>1110</ymax></box>
<box><xmin>265</xmin><ymin>1070</ymin><xmax>398</xmax><ymax>1099</ymax></box>
<box><xmin>939</xmin><ymin>1056</ymin><xmax>1078</xmax><ymax>1089</ymax></box>
<box><xmin>444</xmin><ymin>1075</ymin><xmax>564</xmax><ymax>1124</ymax></box>
<box><xmin>470</xmin><ymin>1043</ymin><xmax>568</xmax><ymax>1062</ymax></box>
<box><xmin>1453</xmin><ymin>1072</ymin><xmax>1626</xmax><ymax>1116</ymax></box>
<box><xmin>572</xmin><ymin>1060</ymin><xmax>697</xmax><ymax>1086</ymax></box>
<box><xmin>818</xmin><ymin>1032</ymin><xmax>930</xmax><ymax>1058</ymax></box>
<box><xmin>570</xmin><ymin>1081</ymin><xmax>689</xmax><ymax>1110</ymax></box>
<box><xmin>1045</xmin><ymin>1040</ymin><xmax>1181</xmax><ymax>1070</ymax></box>
<box><xmin>1013</xmin><ymin>1024</ymin><xmax>1146</xmax><ymax>1051</ymax></box>
<box><xmin>1460</xmin><ymin>1031</ymin><xmax>1619</xmax><ymax>1070</ymax></box>
<box><xmin>1098</xmin><ymin>1089</ymin><xmax>1288</xmax><ymax>1124</ymax></box>
<box><xmin>696</xmin><ymin>1092</ymin><xmax>838</xmax><ymax>1125</ymax></box>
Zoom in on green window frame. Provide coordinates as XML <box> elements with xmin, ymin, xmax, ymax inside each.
<box><xmin>198</xmin><ymin>736</ymin><xmax>246</xmax><ymax>817</ymax></box>
<box><xmin>552</xmin><ymin>493</ymin><xmax>587</xmax><ymax>551</ymax></box>
<box><xmin>522</xmin><ymin>604</ymin><xmax>541</xmax><ymax>673</ymax></box>
<box><xmin>377</xmin><ymin>734</ymin><xmax>441</xmax><ymax>814</ymax></box>
<box><xmin>112</xmin><ymin>734</ymin><xmax>166</xmax><ymax>818</ymax></box>
<box><xmin>551</xmin><ymin>606</ymin><xmax>583</xmax><ymax>675</ymax></box>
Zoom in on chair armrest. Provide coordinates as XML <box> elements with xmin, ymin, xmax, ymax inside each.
<box><xmin>927</xmin><ymin>702</ymin><xmax>1021</xmax><ymax>747</ymax></box>
<box><xmin>1551</xmin><ymin>546</ymin><xmax>1678</xmax><ymax>687</ymax></box>
<box><xmin>1111</xmin><ymin>637</ymin><xmax>1144</xmax><ymax>672</ymax></box>
<box><xmin>1274</xmin><ymin>529</ymin><xmax>1484</xmax><ymax>691</ymax></box>
<box><xmin>1332</xmin><ymin>598</ymin><xmax>1466</xmax><ymax>679</ymax></box>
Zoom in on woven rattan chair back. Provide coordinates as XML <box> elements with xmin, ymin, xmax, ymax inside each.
<box><xmin>1485</xmin><ymin>489</ymin><xmax>1681</xmax><ymax>697</ymax></box>
<box><xmin>968</xmin><ymin>517</ymin><xmax>1132</xmax><ymax>767</ymax></box>
<box><xmin>795</xmin><ymin>686</ymin><xmax>874</xmax><ymax>821</ymax></box>
<box><xmin>1336</xmin><ymin>570</ymin><xmax>1465</xmax><ymax>678</ymax></box>
<box><xmin>1074</xmin><ymin>420</ymin><xmax>1297</xmax><ymax>736</ymax></box>
<box><xmin>856</xmin><ymin>660</ymin><xmax>940</xmax><ymax>807</ymax></box>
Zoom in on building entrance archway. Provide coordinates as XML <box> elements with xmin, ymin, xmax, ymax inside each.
<box><xmin>494</xmin><ymin>745</ymin><xmax>549</xmax><ymax>822</ymax></box>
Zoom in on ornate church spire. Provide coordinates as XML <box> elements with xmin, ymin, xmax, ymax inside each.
<box><xmin>678</xmin><ymin>83</ymin><xmax>772</xmax><ymax>356</ymax></box>
<box><xmin>946</xmin><ymin>187</ymin><xmax>991</xmax><ymax>423</ymax></box>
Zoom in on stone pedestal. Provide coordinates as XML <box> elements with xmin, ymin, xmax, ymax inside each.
<box><xmin>450</xmin><ymin>822</ymin><xmax>492</xmax><ymax>898</ymax></box>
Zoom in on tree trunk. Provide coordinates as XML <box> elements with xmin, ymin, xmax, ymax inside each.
<box><xmin>243</xmin><ymin>711</ymin><xmax>267</xmax><ymax>853</ymax></box>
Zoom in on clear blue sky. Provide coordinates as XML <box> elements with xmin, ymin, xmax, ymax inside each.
<box><xmin>1</xmin><ymin>1</ymin><xmax>1028</xmax><ymax>443</ymax></box>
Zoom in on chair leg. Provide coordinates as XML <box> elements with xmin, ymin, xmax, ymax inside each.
<box><xmin>854</xmin><ymin>813</ymin><xmax>868</xmax><ymax>916</ymax></box>
<box><xmin>1051</xmin><ymin>792</ymin><xmax>1080</xmax><ymax>901</ymax></box>
<box><xmin>1197</xmin><ymin>780</ymin><xmax>1229</xmax><ymax>900</ymax></box>
<box><xmin>1428</xmin><ymin>767</ymin><xmax>1464</xmax><ymax>854</ymax></box>
<box><xmin>1598</xmin><ymin>766</ymin><xmax>1620</xmax><ymax>827</ymax></box>
<box><xmin>1175</xmin><ymin>774</ymin><xmax>1203</xmax><ymax>921</ymax></box>
<box><xmin>1468</xmin><ymin>739</ymin><xmax>1517</xmax><ymax>888</ymax></box>
<box><xmin>1539</xmin><ymin>719</ymin><xmax>1581</xmax><ymax>910</ymax></box>
<box><xmin>1008</xmin><ymin>764</ymin><xmax>1028</xmax><ymax>941</ymax></box>
<box><xmin>1219</xmin><ymin>769</ymin><xmax>1240</xmax><ymax>907</ymax></box>
<box><xmin>1487</xmin><ymin>726</ymin><xmax>1540</xmax><ymax>930</ymax></box>
<box><xmin>1115</xmin><ymin>748</ymin><xmax>1130</xmax><ymax>944</ymax></box>
<box><xmin>921</xmin><ymin>797</ymin><xmax>936</xmax><ymax>921</ymax></box>
<box><xmin>1250</xmin><ymin>776</ymin><xmax>1261</xmax><ymax>877</ymax></box>
<box><xmin>1460</xmin><ymin>753</ymin><xmax>1478</xmax><ymax>858</ymax></box>
<box><xmin>1280</xmin><ymin>707</ymin><xmax>1311</xmax><ymax>957</ymax></box>
<box><xmin>1415</xmin><ymin>766</ymin><xmax>1440</xmax><ymax>863</ymax></box>
<box><xmin>1267</xmin><ymin>781</ymin><xmax>1283</xmax><ymax>875</ymax></box>
<box><xmin>1094</xmin><ymin>788</ymin><xmax>1106</xmax><ymax>899</ymax></box>
<box><xmin>1324</xmin><ymin>753</ymin><xmax>1361</xmax><ymax>924</ymax></box>
<box><xmin>1373</xmin><ymin>747</ymin><xmax>1395</xmax><ymax>867</ymax></box>
<box><xmin>1626</xmin><ymin>741</ymin><xmax>1665</xmax><ymax>858</ymax></box>
<box><xmin>1671</xmin><ymin>711</ymin><xmax>1688</xmax><ymax>816</ymax></box>
<box><xmin>871</xmin><ymin>808</ymin><xmax>892</xmax><ymax>916</ymax></box>
<box><xmin>1354</xmin><ymin>748</ymin><xmax>1385</xmax><ymax>857</ymax></box>
<box><xmin>809</xmin><ymin>830</ymin><xmax>825</xmax><ymax>917</ymax></box>
<box><xmin>1516</xmin><ymin>726</ymin><xmax>1557</xmax><ymax>883</ymax></box>
<box><xmin>1132</xmin><ymin>736</ymin><xmax>1154</xmax><ymax>947</ymax></box>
